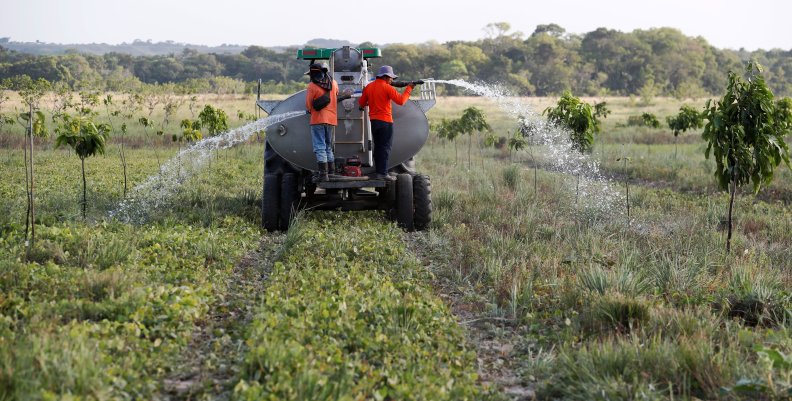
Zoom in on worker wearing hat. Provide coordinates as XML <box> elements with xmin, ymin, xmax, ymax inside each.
<box><xmin>358</xmin><ymin>65</ymin><xmax>419</xmax><ymax>181</ymax></box>
<box><xmin>305</xmin><ymin>61</ymin><xmax>339</xmax><ymax>182</ymax></box>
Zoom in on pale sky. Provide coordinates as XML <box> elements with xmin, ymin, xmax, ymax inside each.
<box><xmin>1</xmin><ymin>0</ymin><xmax>790</xmax><ymax>51</ymax></box>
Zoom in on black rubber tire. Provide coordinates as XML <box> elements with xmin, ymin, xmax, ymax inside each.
<box><xmin>262</xmin><ymin>174</ymin><xmax>280</xmax><ymax>231</ymax></box>
<box><xmin>279</xmin><ymin>173</ymin><xmax>299</xmax><ymax>230</ymax></box>
<box><xmin>413</xmin><ymin>174</ymin><xmax>432</xmax><ymax>231</ymax></box>
<box><xmin>395</xmin><ymin>173</ymin><xmax>414</xmax><ymax>231</ymax></box>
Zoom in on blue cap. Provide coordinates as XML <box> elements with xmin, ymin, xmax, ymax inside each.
<box><xmin>376</xmin><ymin>65</ymin><xmax>398</xmax><ymax>78</ymax></box>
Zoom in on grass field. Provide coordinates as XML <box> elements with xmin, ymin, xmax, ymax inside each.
<box><xmin>0</xmin><ymin>93</ymin><xmax>790</xmax><ymax>400</ymax></box>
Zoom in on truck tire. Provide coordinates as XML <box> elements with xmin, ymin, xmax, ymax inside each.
<box><xmin>413</xmin><ymin>174</ymin><xmax>432</xmax><ymax>231</ymax></box>
<box><xmin>262</xmin><ymin>173</ymin><xmax>280</xmax><ymax>231</ymax></box>
<box><xmin>280</xmin><ymin>173</ymin><xmax>299</xmax><ymax>230</ymax></box>
<box><xmin>396</xmin><ymin>173</ymin><xmax>414</xmax><ymax>231</ymax></box>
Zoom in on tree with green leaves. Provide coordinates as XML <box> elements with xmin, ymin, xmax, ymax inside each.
<box><xmin>457</xmin><ymin>107</ymin><xmax>492</xmax><ymax>170</ymax></box>
<box><xmin>544</xmin><ymin>91</ymin><xmax>608</xmax><ymax>202</ymax></box>
<box><xmin>543</xmin><ymin>91</ymin><xmax>602</xmax><ymax>153</ymax></box>
<box><xmin>198</xmin><ymin>104</ymin><xmax>229</xmax><ymax>136</ymax></box>
<box><xmin>55</xmin><ymin>114</ymin><xmax>111</xmax><ymax>219</ymax></box>
<box><xmin>176</xmin><ymin>118</ymin><xmax>203</xmax><ymax>143</ymax></box>
<box><xmin>666</xmin><ymin>104</ymin><xmax>704</xmax><ymax>158</ymax></box>
<box><xmin>702</xmin><ymin>62</ymin><xmax>792</xmax><ymax>252</ymax></box>
<box><xmin>0</xmin><ymin>79</ymin><xmax>16</xmax><ymax>137</ymax></box>
<box><xmin>626</xmin><ymin>112</ymin><xmax>661</xmax><ymax>128</ymax></box>
<box><xmin>15</xmin><ymin>75</ymin><xmax>51</xmax><ymax>248</ymax></box>
<box><xmin>507</xmin><ymin>129</ymin><xmax>528</xmax><ymax>163</ymax></box>
<box><xmin>435</xmin><ymin>118</ymin><xmax>462</xmax><ymax>165</ymax></box>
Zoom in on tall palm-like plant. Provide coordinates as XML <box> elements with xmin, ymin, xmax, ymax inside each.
<box><xmin>55</xmin><ymin>114</ymin><xmax>110</xmax><ymax>219</ymax></box>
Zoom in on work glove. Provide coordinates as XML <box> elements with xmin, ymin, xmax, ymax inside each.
<box><xmin>339</xmin><ymin>88</ymin><xmax>354</xmax><ymax>100</ymax></box>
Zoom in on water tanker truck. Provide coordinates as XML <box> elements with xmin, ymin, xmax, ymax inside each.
<box><xmin>256</xmin><ymin>46</ymin><xmax>436</xmax><ymax>231</ymax></box>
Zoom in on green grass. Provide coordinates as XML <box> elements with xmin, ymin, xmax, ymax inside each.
<box><xmin>1</xmin><ymin>95</ymin><xmax>791</xmax><ymax>400</ymax></box>
<box><xmin>414</xmin><ymin>105</ymin><xmax>791</xmax><ymax>399</ymax></box>
<box><xmin>236</xmin><ymin>212</ymin><xmax>483</xmax><ymax>400</ymax></box>
<box><xmin>0</xmin><ymin>143</ymin><xmax>264</xmax><ymax>399</ymax></box>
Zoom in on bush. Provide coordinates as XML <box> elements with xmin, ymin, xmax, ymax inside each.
<box><xmin>626</xmin><ymin>112</ymin><xmax>661</xmax><ymax>128</ymax></box>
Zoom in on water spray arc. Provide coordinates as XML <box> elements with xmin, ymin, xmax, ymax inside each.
<box><xmin>427</xmin><ymin>78</ymin><xmax>622</xmax><ymax>215</ymax></box>
<box><xmin>111</xmin><ymin>111</ymin><xmax>304</xmax><ymax>223</ymax></box>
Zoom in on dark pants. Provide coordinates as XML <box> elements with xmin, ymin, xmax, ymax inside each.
<box><xmin>371</xmin><ymin>119</ymin><xmax>393</xmax><ymax>175</ymax></box>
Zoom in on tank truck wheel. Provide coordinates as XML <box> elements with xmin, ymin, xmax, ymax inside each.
<box><xmin>280</xmin><ymin>173</ymin><xmax>299</xmax><ymax>230</ymax></box>
<box><xmin>413</xmin><ymin>174</ymin><xmax>432</xmax><ymax>231</ymax></box>
<box><xmin>262</xmin><ymin>174</ymin><xmax>281</xmax><ymax>231</ymax></box>
<box><xmin>395</xmin><ymin>173</ymin><xmax>414</xmax><ymax>231</ymax></box>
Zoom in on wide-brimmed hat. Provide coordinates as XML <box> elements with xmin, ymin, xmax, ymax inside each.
<box><xmin>304</xmin><ymin>62</ymin><xmax>329</xmax><ymax>75</ymax></box>
<box><xmin>376</xmin><ymin>65</ymin><xmax>398</xmax><ymax>78</ymax></box>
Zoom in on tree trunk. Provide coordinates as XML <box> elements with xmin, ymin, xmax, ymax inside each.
<box><xmin>726</xmin><ymin>179</ymin><xmax>736</xmax><ymax>253</ymax></box>
<box><xmin>626</xmin><ymin>179</ymin><xmax>631</xmax><ymax>227</ymax></box>
<box><xmin>82</xmin><ymin>156</ymin><xmax>87</xmax><ymax>220</ymax></box>
<box><xmin>29</xmin><ymin>105</ymin><xmax>35</xmax><ymax>244</ymax></box>
<box><xmin>23</xmin><ymin>114</ymin><xmax>30</xmax><ymax>244</ymax></box>
<box><xmin>120</xmin><ymin>144</ymin><xmax>128</xmax><ymax>197</ymax></box>
<box><xmin>467</xmin><ymin>134</ymin><xmax>472</xmax><ymax>170</ymax></box>
<box><xmin>120</xmin><ymin>130</ymin><xmax>128</xmax><ymax>197</ymax></box>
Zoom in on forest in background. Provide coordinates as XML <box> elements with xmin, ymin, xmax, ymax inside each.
<box><xmin>1</xmin><ymin>23</ymin><xmax>791</xmax><ymax>97</ymax></box>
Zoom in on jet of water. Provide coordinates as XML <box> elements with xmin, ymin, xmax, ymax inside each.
<box><xmin>111</xmin><ymin>111</ymin><xmax>304</xmax><ymax>223</ymax></box>
<box><xmin>428</xmin><ymin>79</ymin><xmax>622</xmax><ymax>216</ymax></box>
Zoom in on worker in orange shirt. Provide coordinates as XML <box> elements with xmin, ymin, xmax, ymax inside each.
<box><xmin>358</xmin><ymin>65</ymin><xmax>421</xmax><ymax>181</ymax></box>
<box><xmin>306</xmin><ymin>62</ymin><xmax>347</xmax><ymax>182</ymax></box>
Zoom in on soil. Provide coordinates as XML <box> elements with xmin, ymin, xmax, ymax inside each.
<box><xmin>405</xmin><ymin>232</ymin><xmax>537</xmax><ymax>401</ymax></box>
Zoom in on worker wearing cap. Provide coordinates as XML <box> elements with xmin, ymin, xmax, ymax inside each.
<box><xmin>358</xmin><ymin>65</ymin><xmax>418</xmax><ymax>181</ymax></box>
<box><xmin>305</xmin><ymin>61</ymin><xmax>339</xmax><ymax>182</ymax></box>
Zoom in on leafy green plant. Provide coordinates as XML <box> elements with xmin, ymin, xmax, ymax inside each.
<box><xmin>237</xmin><ymin>213</ymin><xmax>481</xmax><ymax>400</ymax></box>
<box><xmin>198</xmin><ymin>104</ymin><xmax>229</xmax><ymax>136</ymax></box>
<box><xmin>627</xmin><ymin>112</ymin><xmax>661</xmax><ymax>128</ymax></box>
<box><xmin>435</xmin><ymin>117</ymin><xmax>462</xmax><ymax>164</ymax></box>
<box><xmin>0</xmin><ymin>78</ymin><xmax>14</xmax><ymax>130</ymax></box>
<box><xmin>55</xmin><ymin>114</ymin><xmax>111</xmax><ymax>219</ymax></box>
<box><xmin>666</xmin><ymin>104</ymin><xmax>704</xmax><ymax>158</ymax></box>
<box><xmin>702</xmin><ymin>62</ymin><xmax>792</xmax><ymax>252</ymax></box>
<box><xmin>507</xmin><ymin>128</ymin><xmax>527</xmax><ymax>163</ymax></box>
<box><xmin>667</xmin><ymin>104</ymin><xmax>703</xmax><ymax>136</ymax></box>
<box><xmin>544</xmin><ymin>91</ymin><xmax>603</xmax><ymax>153</ymax></box>
<box><xmin>544</xmin><ymin>91</ymin><xmax>607</xmax><ymax>201</ymax></box>
<box><xmin>594</xmin><ymin>101</ymin><xmax>611</xmax><ymax>120</ymax></box>
<box><xmin>726</xmin><ymin>345</ymin><xmax>791</xmax><ymax>399</ymax></box>
<box><xmin>175</xmin><ymin>119</ymin><xmax>203</xmax><ymax>143</ymax></box>
<box><xmin>457</xmin><ymin>107</ymin><xmax>492</xmax><ymax>170</ymax></box>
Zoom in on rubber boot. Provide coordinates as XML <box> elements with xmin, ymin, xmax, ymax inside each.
<box><xmin>319</xmin><ymin>162</ymin><xmax>329</xmax><ymax>182</ymax></box>
<box><xmin>327</xmin><ymin>160</ymin><xmax>336</xmax><ymax>175</ymax></box>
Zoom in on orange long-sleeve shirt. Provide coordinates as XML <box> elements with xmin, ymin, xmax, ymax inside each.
<box><xmin>358</xmin><ymin>78</ymin><xmax>413</xmax><ymax>123</ymax></box>
<box><xmin>306</xmin><ymin>80</ymin><xmax>338</xmax><ymax>126</ymax></box>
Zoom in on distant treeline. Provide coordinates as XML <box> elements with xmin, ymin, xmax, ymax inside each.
<box><xmin>1</xmin><ymin>24</ymin><xmax>790</xmax><ymax>96</ymax></box>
